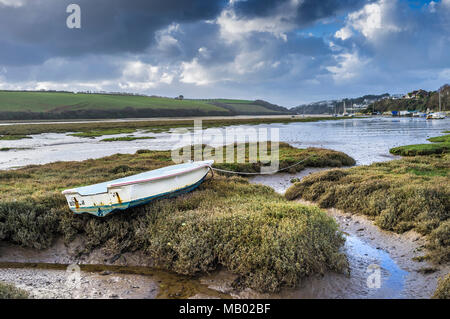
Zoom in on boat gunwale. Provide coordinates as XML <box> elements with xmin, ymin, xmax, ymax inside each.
<box><xmin>108</xmin><ymin>162</ymin><xmax>213</xmax><ymax>188</ymax></box>
<box><xmin>61</xmin><ymin>160</ymin><xmax>213</xmax><ymax>196</ymax></box>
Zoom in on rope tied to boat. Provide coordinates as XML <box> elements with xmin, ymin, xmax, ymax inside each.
<box><xmin>208</xmin><ymin>155</ymin><xmax>314</xmax><ymax>175</ymax></box>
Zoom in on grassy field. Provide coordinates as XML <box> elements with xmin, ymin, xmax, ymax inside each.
<box><xmin>0</xmin><ymin>143</ymin><xmax>353</xmax><ymax>292</ymax></box>
<box><xmin>213</xmin><ymin>99</ymin><xmax>254</xmax><ymax>104</ymax></box>
<box><xmin>286</xmin><ymin>143</ymin><xmax>449</xmax><ymax>263</ymax></box>
<box><xmin>0</xmin><ymin>91</ymin><xmax>224</xmax><ymax>112</ymax></box>
<box><xmin>0</xmin><ymin>91</ymin><xmax>291</xmax><ymax>119</ymax></box>
<box><xmin>226</xmin><ymin>103</ymin><xmax>280</xmax><ymax>114</ymax></box>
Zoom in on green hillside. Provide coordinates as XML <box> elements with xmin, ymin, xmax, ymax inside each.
<box><xmin>0</xmin><ymin>90</ymin><xmax>291</xmax><ymax>120</ymax></box>
<box><xmin>0</xmin><ymin>91</ymin><xmax>221</xmax><ymax>112</ymax></box>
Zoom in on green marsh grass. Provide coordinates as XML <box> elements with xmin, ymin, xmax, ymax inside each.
<box><xmin>0</xmin><ymin>143</ymin><xmax>353</xmax><ymax>292</ymax></box>
<box><xmin>0</xmin><ymin>135</ymin><xmax>31</xmax><ymax>140</ymax></box>
<box><xmin>0</xmin><ymin>282</ymin><xmax>29</xmax><ymax>299</ymax></box>
<box><xmin>0</xmin><ymin>147</ymin><xmax>31</xmax><ymax>152</ymax></box>
<box><xmin>390</xmin><ymin>134</ymin><xmax>450</xmax><ymax>156</ymax></box>
<box><xmin>432</xmin><ymin>274</ymin><xmax>450</xmax><ymax>299</ymax></box>
<box><xmin>0</xmin><ymin>117</ymin><xmax>347</xmax><ymax>137</ymax></box>
<box><xmin>183</xmin><ymin>142</ymin><xmax>355</xmax><ymax>175</ymax></box>
<box><xmin>69</xmin><ymin>128</ymin><xmax>137</xmax><ymax>138</ymax></box>
<box><xmin>286</xmin><ymin>154</ymin><xmax>449</xmax><ymax>263</ymax></box>
<box><xmin>101</xmin><ymin>136</ymin><xmax>156</xmax><ymax>142</ymax></box>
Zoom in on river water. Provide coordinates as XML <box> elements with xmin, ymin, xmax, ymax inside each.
<box><xmin>1</xmin><ymin>117</ymin><xmax>449</xmax><ymax>169</ymax></box>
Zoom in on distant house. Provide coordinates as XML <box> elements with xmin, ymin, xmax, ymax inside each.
<box><xmin>390</xmin><ymin>94</ymin><xmax>403</xmax><ymax>100</ymax></box>
<box><xmin>406</xmin><ymin>89</ymin><xmax>430</xmax><ymax>99</ymax></box>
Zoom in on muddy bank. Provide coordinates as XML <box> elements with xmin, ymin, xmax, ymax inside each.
<box><xmin>0</xmin><ymin>266</ymin><xmax>158</xmax><ymax>299</ymax></box>
<box><xmin>322</xmin><ymin>207</ymin><xmax>448</xmax><ymax>298</ymax></box>
<box><xmin>0</xmin><ymin>257</ymin><xmax>231</xmax><ymax>299</ymax></box>
<box><xmin>248</xmin><ymin>171</ymin><xmax>449</xmax><ymax>298</ymax></box>
<box><xmin>0</xmin><ymin>238</ymin><xmax>233</xmax><ymax>299</ymax></box>
<box><xmin>0</xmin><ymin>237</ymin><xmax>153</xmax><ymax>267</ymax></box>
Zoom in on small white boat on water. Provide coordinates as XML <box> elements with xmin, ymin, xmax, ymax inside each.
<box><xmin>426</xmin><ymin>112</ymin><xmax>446</xmax><ymax>119</ymax></box>
<box><xmin>427</xmin><ymin>91</ymin><xmax>447</xmax><ymax>119</ymax></box>
<box><xmin>62</xmin><ymin>160</ymin><xmax>214</xmax><ymax>217</ymax></box>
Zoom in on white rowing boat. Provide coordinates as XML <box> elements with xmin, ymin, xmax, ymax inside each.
<box><xmin>62</xmin><ymin>160</ymin><xmax>214</xmax><ymax>217</ymax></box>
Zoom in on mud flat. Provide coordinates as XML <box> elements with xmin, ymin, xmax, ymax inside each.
<box><xmin>0</xmin><ymin>238</ymin><xmax>233</xmax><ymax>299</ymax></box>
<box><xmin>0</xmin><ymin>267</ymin><xmax>158</xmax><ymax>299</ymax></box>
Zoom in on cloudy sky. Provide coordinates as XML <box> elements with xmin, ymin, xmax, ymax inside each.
<box><xmin>0</xmin><ymin>0</ymin><xmax>449</xmax><ymax>106</ymax></box>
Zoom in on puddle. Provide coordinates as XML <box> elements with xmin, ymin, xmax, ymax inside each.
<box><xmin>344</xmin><ymin>235</ymin><xmax>408</xmax><ymax>298</ymax></box>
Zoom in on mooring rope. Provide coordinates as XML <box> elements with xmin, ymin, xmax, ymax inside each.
<box><xmin>208</xmin><ymin>156</ymin><xmax>313</xmax><ymax>175</ymax></box>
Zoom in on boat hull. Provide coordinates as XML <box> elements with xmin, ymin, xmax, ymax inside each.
<box><xmin>62</xmin><ymin>161</ymin><xmax>212</xmax><ymax>217</ymax></box>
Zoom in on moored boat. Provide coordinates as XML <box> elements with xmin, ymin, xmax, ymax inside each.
<box><xmin>62</xmin><ymin>160</ymin><xmax>214</xmax><ymax>217</ymax></box>
<box><xmin>427</xmin><ymin>90</ymin><xmax>447</xmax><ymax>119</ymax></box>
<box><xmin>426</xmin><ymin>112</ymin><xmax>446</xmax><ymax>119</ymax></box>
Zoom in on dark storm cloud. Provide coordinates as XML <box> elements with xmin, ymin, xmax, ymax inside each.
<box><xmin>143</xmin><ymin>21</ymin><xmax>236</xmax><ymax>66</ymax></box>
<box><xmin>233</xmin><ymin>0</ymin><xmax>374</xmax><ymax>25</ymax></box>
<box><xmin>0</xmin><ymin>0</ymin><xmax>227</xmax><ymax>65</ymax></box>
<box><xmin>4</xmin><ymin>55</ymin><xmax>123</xmax><ymax>83</ymax></box>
